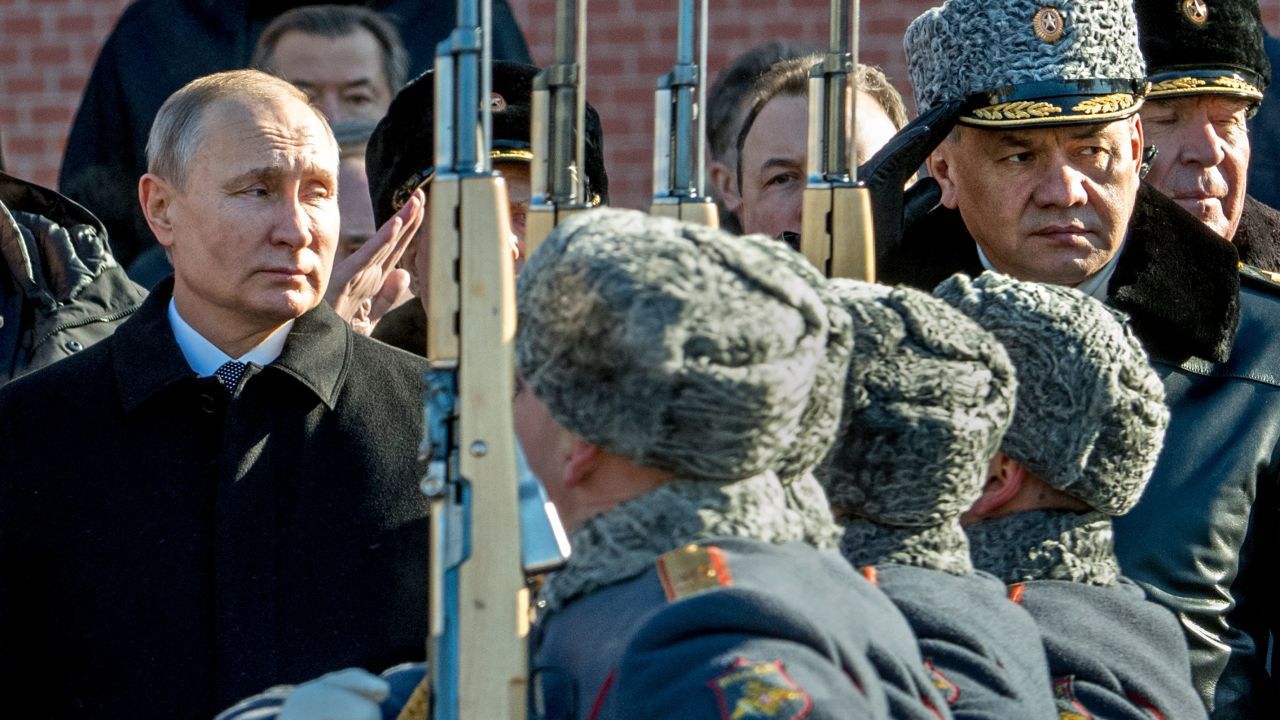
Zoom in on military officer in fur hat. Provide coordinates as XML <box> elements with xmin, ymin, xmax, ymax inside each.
<box><xmin>936</xmin><ymin>273</ymin><xmax>1204</xmax><ymax>720</ymax></box>
<box><xmin>820</xmin><ymin>279</ymin><xmax>1058</xmax><ymax>718</ymax></box>
<box><xmin>362</xmin><ymin>60</ymin><xmax>610</xmax><ymax>355</ymax></box>
<box><xmin>877</xmin><ymin>1</ymin><xmax>1280</xmax><ymax>715</ymax></box>
<box><xmin>1135</xmin><ymin>0</ymin><xmax>1280</xmax><ymax>271</ymax></box>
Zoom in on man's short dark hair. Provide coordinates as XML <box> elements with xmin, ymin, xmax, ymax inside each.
<box><xmin>707</xmin><ymin>41</ymin><xmax>815</xmax><ymax>165</ymax></box>
<box><xmin>253</xmin><ymin>4</ymin><xmax>410</xmax><ymax>93</ymax></box>
<box><xmin>735</xmin><ymin>57</ymin><xmax>909</xmax><ymax>191</ymax></box>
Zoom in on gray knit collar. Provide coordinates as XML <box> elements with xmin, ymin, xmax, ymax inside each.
<box><xmin>839</xmin><ymin>519</ymin><xmax>973</xmax><ymax>576</ymax></box>
<box><xmin>966</xmin><ymin>510</ymin><xmax>1119</xmax><ymax>587</ymax></box>
<box><xmin>540</xmin><ymin>472</ymin><xmax>837</xmax><ymax>611</ymax></box>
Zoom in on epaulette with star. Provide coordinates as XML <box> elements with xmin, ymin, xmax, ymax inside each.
<box><xmin>655</xmin><ymin>543</ymin><xmax>733</xmax><ymax>602</ymax></box>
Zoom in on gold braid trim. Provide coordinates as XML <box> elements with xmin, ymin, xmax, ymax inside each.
<box><xmin>972</xmin><ymin>100</ymin><xmax>1062</xmax><ymax>121</ymax></box>
<box><xmin>1150</xmin><ymin>77</ymin><xmax>1207</xmax><ymax>93</ymax></box>
<box><xmin>1214</xmin><ymin>76</ymin><xmax>1262</xmax><ymax>94</ymax></box>
<box><xmin>1072</xmin><ymin>93</ymin><xmax>1136</xmax><ymax>115</ymax></box>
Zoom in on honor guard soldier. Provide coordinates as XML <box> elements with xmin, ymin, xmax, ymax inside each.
<box><xmin>1135</xmin><ymin>0</ymin><xmax>1280</xmax><ymax>271</ymax></box>
<box><xmin>819</xmin><ymin>279</ymin><xmax>1057</xmax><ymax>719</ymax></box>
<box><xmin>877</xmin><ymin>1</ymin><xmax>1280</xmax><ymax>715</ymax></box>
<box><xmin>937</xmin><ymin>273</ymin><xmax>1205</xmax><ymax>720</ymax></box>
<box><xmin>217</xmin><ymin>209</ymin><xmax>953</xmax><ymax>719</ymax></box>
<box><xmin>363</xmin><ymin>60</ymin><xmax>610</xmax><ymax>355</ymax></box>
<box><xmin>520</xmin><ymin>209</ymin><xmax>950</xmax><ymax>720</ymax></box>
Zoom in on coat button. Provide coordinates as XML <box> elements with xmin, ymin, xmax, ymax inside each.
<box><xmin>198</xmin><ymin>393</ymin><xmax>218</xmax><ymax>413</ymax></box>
<box><xmin>64</xmin><ymin>340</ymin><xmax>84</xmax><ymax>353</ymax></box>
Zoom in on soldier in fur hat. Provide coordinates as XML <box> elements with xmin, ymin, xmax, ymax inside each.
<box><xmin>216</xmin><ymin>209</ymin><xmax>954</xmax><ymax>720</ymax></box>
<box><xmin>820</xmin><ymin>279</ymin><xmax>1058</xmax><ymax>718</ymax></box>
<box><xmin>1135</xmin><ymin>0</ymin><xmax>1280</xmax><ymax>271</ymax></box>
<box><xmin>936</xmin><ymin>272</ymin><xmax>1204</xmax><ymax>720</ymax></box>
<box><xmin>875</xmin><ymin>1</ymin><xmax>1280</xmax><ymax>714</ymax></box>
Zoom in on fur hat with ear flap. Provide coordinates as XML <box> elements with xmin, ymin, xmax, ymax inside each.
<box><xmin>933</xmin><ymin>272</ymin><xmax>1169</xmax><ymax>516</ymax></box>
<box><xmin>820</xmin><ymin>278</ymin><xmax>1016</xmax><ymax>574</ymax></box>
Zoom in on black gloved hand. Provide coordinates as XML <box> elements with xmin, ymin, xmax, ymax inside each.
<box><xmin>857</xmin><ymin>100</ymin><xmax>964</xmax><ymax>257</ymax></box>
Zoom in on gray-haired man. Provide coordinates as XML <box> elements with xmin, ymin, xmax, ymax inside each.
<box><xmin>877</xmin><ymin>1</ymin><xmax>1280</xmax><ymax>714</ymax></box>
<box><xmin>0</xmin><ymin>69</ymin><xmax>430</xmax><ymax>717</ymax></box>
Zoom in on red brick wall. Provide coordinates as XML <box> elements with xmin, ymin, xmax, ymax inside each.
<box><xmin>3</xmin><ymin>0</ymin><xmax>1280</xmax><ymax>210</ymax></box>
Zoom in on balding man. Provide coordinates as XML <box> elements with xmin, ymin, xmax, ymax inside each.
<box><xmin>0</xmin><ymin>70</ymin><xmax>430</xmax><ymax>718</ymax></box>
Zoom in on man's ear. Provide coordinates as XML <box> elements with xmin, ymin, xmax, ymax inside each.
<box><xmin>563</xmin><ymin>437</ymin><xmax>601</xmax><ymax>488</ymax></box>
<box><xmin>139</xmin><ymin>173</ymin><xmax>176</xmax><ymax>247</ymax></box>
<box><xmin>1129</xmin><ymin>114</ymin><xmax>1145</xmax><ymax>178</ymax></box>
<box><xmin>926</xmin><ymin>145</ymin><xmax>960</xmax><ymax>209</ymax></box>
<box><xmin>708</xmin><ymin>160</ymin><xmax>741</xmax><ymax>213</ymax></box>
<box><xmin>968</xmin><ymin>451</ymin><xmax>1027</xmax><ymax>520</ymax></box>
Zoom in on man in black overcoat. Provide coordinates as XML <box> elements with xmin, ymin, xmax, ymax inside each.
<box><xmin>0</xmin><ymin>69</ymin><xmax>431</xmax><ymax>718</ymax></box>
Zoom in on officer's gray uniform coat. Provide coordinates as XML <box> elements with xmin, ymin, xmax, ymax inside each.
<box><xmin>529</xmin><ymin>474</ymin><xmax>953</xmax><ymax>720</ymax></box>
<box><xmin>968</xmin><ymin>510</ymin><xmax>1206</xmax><ymax>720</ymax></box>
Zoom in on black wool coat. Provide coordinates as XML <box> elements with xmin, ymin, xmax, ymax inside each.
<box><xmin>879</xmin><ymin>184</ymin><xmax>1280</xmax><ymax>719</ymax></box>
<box><xmin>0</xmin><ymin>281</ymin><xmax>430</xmax><ymax>718</ymax></box>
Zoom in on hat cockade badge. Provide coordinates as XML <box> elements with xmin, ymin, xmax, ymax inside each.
<box><xmin>1183</xmin><ymin>0</ymin><xmax>1208</xmax><ymax>26</ymax></box>
<box><xmin>1033</xmin><ymin>7</ymin><xmax>1065</xmax><ymax>43</ymax></box>
<box><xmin>489</xmin><ymin>92</ymin><xmax>508</xmax><ymax>112</ymax></box>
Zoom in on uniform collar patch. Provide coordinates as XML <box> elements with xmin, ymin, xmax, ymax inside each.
<box><xmin>709</xmin><ymin>659</ymin><xmax>813</xmax><ymax>720</ymax></box>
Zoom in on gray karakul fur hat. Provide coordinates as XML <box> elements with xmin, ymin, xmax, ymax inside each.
<box><xmin>905</xmin><ymin>0</ymin><xmax>1148</xmax><ymax>128</ymax></box>
<box><xmin>820</xmin><ymin>279</ymin><xmax>1016</xmax><ymax>527</ymax></box>
<box><xmin>516</xmin><ymin>207</ymin><xmax>853</xmax><ymax>483</ymax></box>
<box><xmin>934</xmin><ymin>273</ymin><xmax>1170</xmax><ymax>516</ymax></box>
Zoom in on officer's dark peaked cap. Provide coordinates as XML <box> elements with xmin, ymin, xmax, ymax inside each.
<box><xmin>1136</xmin><ymin>0</ymin><xmax>1271</xmax><ymax>105</ymax></box>
<box><xmin>366</xmin><ymin>60</ymin><xmax>609</xmax><ymax>226</ymax></box>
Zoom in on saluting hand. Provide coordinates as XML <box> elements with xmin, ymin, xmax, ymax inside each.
<box><xmin>326</xmin><ymin>189</ymin><xmax>425</xmax><ymax>336</ymax></box>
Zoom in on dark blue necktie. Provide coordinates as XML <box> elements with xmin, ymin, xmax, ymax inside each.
<box><xmin>214</xmin><ymin>360</ymin><xmax>248</xmax><ymax>391</ymax></box>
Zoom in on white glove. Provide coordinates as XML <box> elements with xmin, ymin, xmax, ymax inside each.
<box><xmin>278</xmin><ymin>668</ymin><xmax>390</xmax><ymax>720</ymax></box>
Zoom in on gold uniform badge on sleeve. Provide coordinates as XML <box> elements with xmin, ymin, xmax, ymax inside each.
<box><xmin>709</xmin><ymin>659</ymin><xmax>812</xmax><ymax>720</ymax></box>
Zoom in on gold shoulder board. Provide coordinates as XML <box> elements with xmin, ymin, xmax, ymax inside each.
<box><xmin>656</xmin><ymin>543</ymin><xmax>733</xmax><ymax>602</ymax></box>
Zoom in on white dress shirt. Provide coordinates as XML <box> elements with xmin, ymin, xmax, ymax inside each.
<box><xmin>167</xmin><ymin>298</ymin><xmax>294</xmax><ymax>376</ymax></box>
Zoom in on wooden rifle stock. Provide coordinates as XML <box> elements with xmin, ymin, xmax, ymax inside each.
<box><xmin>800</xmin><ymin>0</ymin><xmax>875</xmax><ymax>281</ymax></box>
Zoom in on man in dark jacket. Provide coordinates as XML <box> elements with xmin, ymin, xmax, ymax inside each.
<box><xmin>880</xmin><ymin>1</ymin><xmax>1280</xmax><ymax>715</ymax></box>
<box><xmin>0</xmin><ymin>171</ymin><xmax>145</xmax><ymax>384</ymax></box>
<box><xmin>938</xmin><ymin>273</ymin><xmax>1204</xmax><ymax>720</ymax></box>
<box><xmin>58</xmin><ymin>0</ymin><xmax>530</xmax><ymax>280</ymax></box>
<box><xmin>1135</xmin><ymin>0</ymin><xmax>1280</xmax><ymax>272</ymax></box>
<box><xmin>0</xmin><ymin>69</ymin><xmax>431</xmax><ymax>718</ymax></box>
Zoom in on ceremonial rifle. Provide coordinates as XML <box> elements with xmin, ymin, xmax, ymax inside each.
<box><xmin>526</xmin><ymin>0</ymin><xmax>590</xmax><ymax>259</ymax></box>
<box><xmin>650</xmin><ymin>0</ymin><xmax>718</xmax><ymax>226</ymax></box>
<box><xmin>800</xmin><ymin>0</ymin><xmax>875</xmax><ymax>280</ymax></box>
<box><xmin>413</xmin><ymin>1</ymin><xmax>570</xmax><ymax>718</ymax></box>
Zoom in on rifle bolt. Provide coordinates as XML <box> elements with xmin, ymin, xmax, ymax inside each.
<box><xmin>470</xmin><ymin>440</ymin><xmax>489</xmax><ymax>457</ymax></box>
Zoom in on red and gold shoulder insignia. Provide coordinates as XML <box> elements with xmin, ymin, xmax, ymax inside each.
<box><xmin>924</xmin><ymin>658</ymin><xmax>960</xmax><ymax>705</ymax></box>
<box><xmin>1008</xmin><ymin>582</ymin><xmax>1027</xmax><ymax>604</ymax></box>
<box><xmin>657</xmin><ymin>543</ymin><xmax>732</xmax><ymax>602</ymax></box>
<box><xmin>709</xmin><ymin>659</ymin><xmax>812</xmax><ymax>720</ymax></box>
<box><xmin>1054</xmin><ymin>676</ymin><xmax>1094</xmax><ymax>719</ymax></box>
<box><xmin>859</xmin><ymin>566</ymin><xmax>879</xmax><ymax>586</ymax></box>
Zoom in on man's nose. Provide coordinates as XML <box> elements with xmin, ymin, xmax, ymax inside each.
<box><xmin>272</xmin><ymin>195</ymin><xmax>316</xmax><ymax>249</ymax></box>
<box><xmin>1032</xmin><ymin>162</ymin><xmax>1089</xmax><ymax>208</ymax></box>
<box><xmin>1176</xmin><ymin>113</ymin><xmax>1227</xmax><ymax>168</ymax></box>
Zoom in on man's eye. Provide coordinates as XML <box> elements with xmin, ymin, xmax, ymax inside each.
<box><xmin>343</xmin><ymin>92</ymin><xmax>375</xmax><ymax>107</ymax></box>
<box><xmin>765</xmin><ymin>173</ymin><xmax>796</xmax><ymax>188</ymax></box>
<box><xmin>242</xmin><ymin>187</ymin><xmax>270</xmax><ymax>198</ymax></box>
<box><xmin>1004</xmin><ymin>152</ymin><xmax>1034</xmax><ymax>164</ymax></box>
